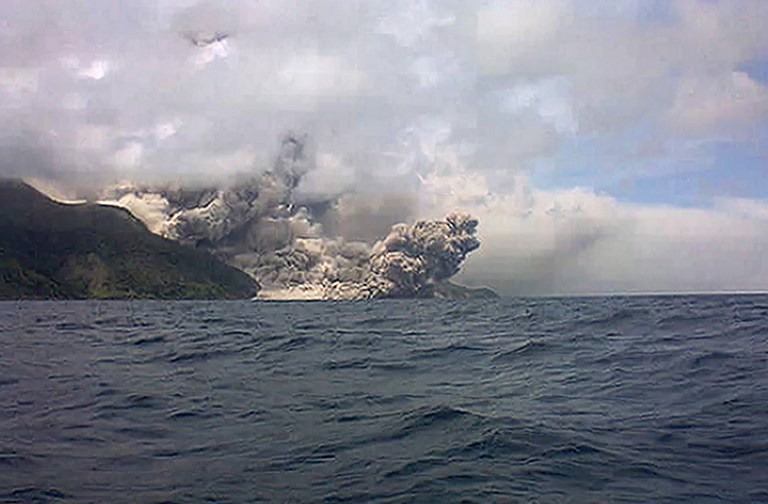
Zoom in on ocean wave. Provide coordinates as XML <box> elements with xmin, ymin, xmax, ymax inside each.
<box><xmin>1</xmin><ymin>296</ymin><xmax>766</xmax><ymax>502</ymax></box>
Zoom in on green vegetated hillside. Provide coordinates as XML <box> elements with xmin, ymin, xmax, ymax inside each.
<box><xmin>0</xmin><ymin>180</ymin><xmax>260</xmax><ymax>300</ymax></box>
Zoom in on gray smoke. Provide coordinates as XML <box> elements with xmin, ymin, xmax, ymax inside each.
<box><xmin>100</xmin><ymin>134</ymin><xmax>481</xmax><ymax>300</ymax></box>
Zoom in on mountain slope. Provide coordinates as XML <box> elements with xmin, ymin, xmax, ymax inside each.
<box><xmin>0</xmin><ymin>180</ymin><xmax>260</xmax><ymax>300</ymax></box>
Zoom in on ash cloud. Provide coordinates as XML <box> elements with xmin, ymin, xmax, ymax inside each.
<box><xmin>101</xmin><ymin>134</ymin><xmax>481</xmax><ymax>299</ymax></box>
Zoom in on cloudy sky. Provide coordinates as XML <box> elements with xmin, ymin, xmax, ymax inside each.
<box><xmin>1</xmin><ymin>0</ymin><xmax>767</xmax><ymax>294</ymax></box>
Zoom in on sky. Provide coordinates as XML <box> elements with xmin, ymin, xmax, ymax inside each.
<box><xmin>1</xmin><ymin>0</ymin><xmax>767</xmax><ymax>295</ymax></box>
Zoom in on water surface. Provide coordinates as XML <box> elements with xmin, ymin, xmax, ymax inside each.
<box><xmin>1</xmin><ymin>296</ymin><xmax>767</xmax><ymax>502</ymax></box>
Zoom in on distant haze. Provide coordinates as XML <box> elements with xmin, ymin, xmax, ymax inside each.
<box><xmin>1</xmin><ymin>0</ymin><xmax>767</xmax><ymax>295</ymax></box>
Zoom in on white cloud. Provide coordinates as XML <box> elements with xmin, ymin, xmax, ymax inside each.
<box><xmin>273</xmin><ymin>52</ymin><xmax>367</xmax><ymax>99</ymax></box>
<box><xmin>377</xmin><ymin>0</ymin><xmax>456</xmax><ymax>47</ymax></box>
<box><xmin>420</xmin><ymin>150</ymin><xmax>768</xmax><ymax>294</ymax></box>
<box><xmin>75</xmin><ymin>126</ymin><xmax>110</xmax><ymax>151</ymax></box>
<box><xmin>674</xmin><ymin>0</ymin><xmax>768</xmax><ymax>71</ymax></box>
<box><xmin>162</xmin><ymin>148</ymin><xmax>259</xmax><ymax>179</ymax></box>
<box><xmin>154</xmin><ymin>120</ymin><xmax>182</xmax><ymax>141</ymax></box>
<box><xmin>114</xmin><ymin>142</ymin><xmax>143</xmax><ymax>169</ymax></box>
<box><xmin>715</xmin><ymin>197</ymin><xmax>768</xmax><ymax>221</ymax></box>
<box><xmin>60</xmin><ymin>57</ymin><xmax>113</xmax><ymax>80</ymax></box>
<box><xmin>411</xmin><ymin>56</ymin><xmax>448</xmax><ymax>89</ymax></box>
<box><xmin>62</xmin><ymin>93</ymin><xmax>87</xmax><ymax>110</ymax></box>
<box><xmin>666</xmin><ymin>71</ymin><xmax>768</xmax><ymax>136</ymax></box>
<box><xmin>77</xmin><ymin>59</ymin><xmax>111</xmax><ymax>80</ymax></box>
<box><xmin>463</xmin><ymin>190</ymin><xmax>768</xmax><ymax>295</ymax></box>
<box><xmin>0</xmin><ymin>68</ymin><xmax>39</xmax><ymax>105</ymax></box>
<box><xmin>477</xmin><ymin>0</ymin><xmax>573</xmax><ymax>76</ymax></box>
<box><xmin>475</xmin><ymin>0</ymin><xmax>768</xmax><ymax>139</ymax></box>
<box><xmin>500</xmin><ymin>77</ymin><xmax>578</xmax><ymax>135</ymax></box>
<box><xmin>191</xmin><ymin>39</ymin><xmax>231</xmax><ymax>69</ymax></box>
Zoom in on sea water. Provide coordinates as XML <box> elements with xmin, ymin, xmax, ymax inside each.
<box><xmin>1</xmin><ymin>296</ymin><xmax>766</xmax><ymax>503</ymax></box>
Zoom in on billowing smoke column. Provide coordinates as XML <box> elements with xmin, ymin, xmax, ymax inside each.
<box><xmin>100</xmin><ymin>135</ymin><xmax>481</xmax><ymax>300</ymax></box>
<box><xmin>326</xmin><ymin>213</ymin><xmax>480</xmax><ymax>299</ymax></box>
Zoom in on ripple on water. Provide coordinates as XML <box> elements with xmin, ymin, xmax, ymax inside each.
<box><xmin>0</xmin><ymin>296</ymin><xmax>765</xmax><ymax>503</ymax></box>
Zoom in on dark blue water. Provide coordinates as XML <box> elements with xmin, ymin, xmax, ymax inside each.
<box><xmin>1</xmin><ymin>296</ymin><xmax>767</xmax><ymax>503</ymax></box>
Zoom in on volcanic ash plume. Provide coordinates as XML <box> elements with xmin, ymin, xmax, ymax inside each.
<box><xmin>325</xmin><ymin>213</ymin><xmax>480</xmax><ymax>299</ymax></box>
<box><xmin>100</xmin><ymin>135</ymin><xmax>481</xmax><ymax>300</ymax></box>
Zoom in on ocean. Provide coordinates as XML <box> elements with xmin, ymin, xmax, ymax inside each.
<box><xmin>0</xmin><ymin>296</ymin><xmax>766</xmax><ymax>503</ymax></box>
